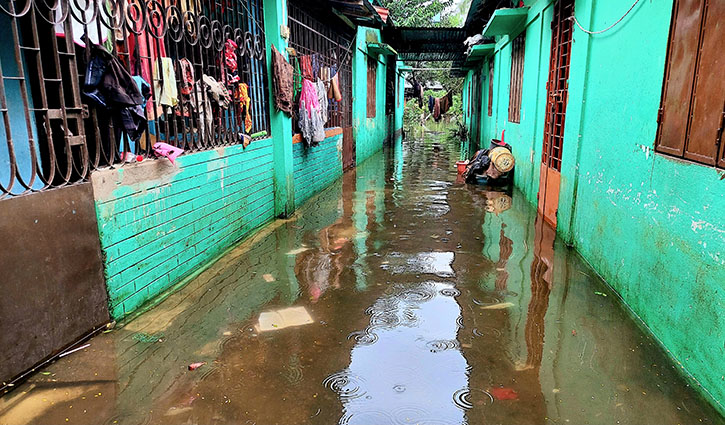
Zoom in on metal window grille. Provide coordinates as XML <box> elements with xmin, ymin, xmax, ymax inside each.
<box><xmin>508</xmin><ymin>32</ymin><xmax>525</xmax><ymax>124</ymax></box>
<box><xmin>0</xmin><ymin>0</ymin><xmax>270</xmax><ymax>199</ymax></box>
<box><xmin>541</xmin><ymin>0</ymin><xmax>574</xmax><ymax>172</ymax></box>
<box><xmin>487</xmin><ymin>58</ymin><xmax>494</xmax><ymax>116</ymax></box>
<box><xmin>287</xmin><ymin>2</ymin><xmax>353</xmax><ymax>133</ymax></box>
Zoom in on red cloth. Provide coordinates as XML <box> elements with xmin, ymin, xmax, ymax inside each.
<box><xmin>300</xmin><ymin>55</ymin><xmax>314</xmax><ymax>81</ymax></box>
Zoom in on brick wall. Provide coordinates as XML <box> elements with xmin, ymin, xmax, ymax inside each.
<box><xmin>92</xmin><ymin>139</ymin><xmax>275</xmax><ymax>319</ymax></box>
<box><xmin>293</xmin><ymin>128</ymin><xmax>343</xmax><ymax>209</ymax></box>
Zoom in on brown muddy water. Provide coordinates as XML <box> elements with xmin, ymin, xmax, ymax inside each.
<box><xmin>1</xmin><ymin>134</ymin><xmax>723</xmax><ymax>425</ymax></box>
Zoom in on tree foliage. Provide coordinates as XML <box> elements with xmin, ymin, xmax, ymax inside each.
<box><xmin>379</xmin><ymin>0</ymin><xmax>448</xmax><ymax>27</ymax></box>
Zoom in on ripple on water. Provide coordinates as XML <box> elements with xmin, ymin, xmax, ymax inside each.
<box><xmin>347</xmin><ymin>330</ymin><xmax>379</xmax><ymax>345</ymax></box>
<box><xmin>322</xmin><ymin>370</ymin><xmax>368</xmax><ymax>401</ymax></box>
<box><xmin>399</xmin><ymin>283</ymin><xmax>437</xmax><ymax>303</ymax></box>
<box><xmin>103</xmin><ymin>412</ymin><xmax>152</xmax><ymax>425</ymax></box>
<box><xmin>339</xmin><ymin>410</ymin><xmax>395</xmax><ymax>425</ymax></box>
<box><xmin>452</xmin><ymin>388</ymin><xmax>494</xmax><ymax>410</ymax></box>
<box><xmin>425</xmin><ymin>339</ymin><xmax>460</xmax><ymax>353</ymax></box>
<box><xmin>391</xmin><ymin>405</ymin><xmax>431</xmax><ymax>425</ymax></box>
<box><xmin>473</xmin><ymin>326</ymin><xmax>502</xmax><ymax>338</ymax></box>
<box><xmin>439</xmin><ymin>287</ymin><xmax>461</xmax><ymax>297</ymax></box>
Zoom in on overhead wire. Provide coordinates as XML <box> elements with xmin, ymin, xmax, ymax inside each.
<box><xmin>569</xmin><ymin>0</ymin><xmax>642</xmax><ymax>35</ymax></box>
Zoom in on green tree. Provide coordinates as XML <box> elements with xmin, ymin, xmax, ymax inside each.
<box><xmin>379</xmin><ymin>0</ymin><xmax>447</xmax><ymax>27</ymax></box>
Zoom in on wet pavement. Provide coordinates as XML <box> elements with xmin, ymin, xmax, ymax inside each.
<box><xmin>1</xmin><ymin>132</ymin><xmax>723</xmax><ymax>425</ymax></box>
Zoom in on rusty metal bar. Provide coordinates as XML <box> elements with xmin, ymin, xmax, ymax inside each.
<box><xmin>0</xmin><ymin>0</ymin><xmax>271</xmax><ymax>199</ymax></box>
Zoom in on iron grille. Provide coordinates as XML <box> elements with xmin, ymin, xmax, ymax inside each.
<box><xmin>0</xmin><ymin>0</ymin><xmax>270</xmax><ymax>198</ymax></box>
<box><xmin>287</xmin><ymin>2</ymin><xmax>353</xmax><ymax>133</ymax></box>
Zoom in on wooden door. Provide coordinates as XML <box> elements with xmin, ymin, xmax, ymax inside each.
<box><xmin>538</xmin><ymin>0</ymin><xmax>575</xmax><ymax>227</ymax></box>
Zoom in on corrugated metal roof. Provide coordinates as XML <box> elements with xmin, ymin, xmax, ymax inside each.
<box><xmin>384</xmin><ymin>27</ymin><xmax>468</xmax><ymax>63</ymax></box>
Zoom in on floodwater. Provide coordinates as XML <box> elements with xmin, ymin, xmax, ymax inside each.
<box><xmin>1</xmin><ymin>133</ymin><xmax>723</xmax><ymax>425</ymax></box>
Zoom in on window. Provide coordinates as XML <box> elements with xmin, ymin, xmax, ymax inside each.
<box><xmin>655</xmin><ymin>0</ymin><xmax>724</xmax><ymax>168</ymax></box>
<box><xmin>488</xmin><ymin>59</ymin><xmax>495</xmax><ymax>116</ymax></box>
<box><xmin>508</xmin><ymin>33</ymin><xmax>526</xmax><ymax>123</ymax></box>
<box><xmin>0</xmin><ymin>0</ymin><xmax>271</xmax><ymax>197</ymax></box>
<box><xmin>367</xmin><ymin>58</ymin><xmax>377</xmax><ymax>118</ymax></box>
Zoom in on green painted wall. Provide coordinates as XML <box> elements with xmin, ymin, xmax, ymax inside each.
<box><xmin>264</xmin><ymin>0</ymin><xmax>295</xmax><ymax>218</ymax></box>
<box><xmin>464</xmin><ymin>0</ymin><xmax>725</xmax><ymax>414</ymax></box>
<box><xmin>394</xmin><ymin>61</ymin><xmax>405</xmax><ymax>140</ymax></box>
<box><xmin>293</xmin><ymin>131</ymin><xmax>343</xmax><ymax>208</ymax></box>
<box><xmin>352</xmin><ymin>26</ymin><xmax>390</xmax><ymax>164</ymax></box>
<box><xmin>92</xmin><ymin>140</ymin><xmax>275</xmax><ymax>319</ymax></box>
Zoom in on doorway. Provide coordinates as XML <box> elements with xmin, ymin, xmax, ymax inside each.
<box><xmin>538</xmin><ymin>0</ymin><xmax>575</xmax><ymax>227</ymax></box>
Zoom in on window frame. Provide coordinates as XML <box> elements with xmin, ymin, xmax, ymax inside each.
<box><xmin>508</xmin><ymin>33</ymin><xmax>526</xmax><ymax>124</ymax></box>
<box><xmin>367</xmin><ymin>58</ymin><xmax>377</xmax><ymax>118</ymax></box>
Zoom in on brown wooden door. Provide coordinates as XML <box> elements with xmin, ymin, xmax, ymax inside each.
<box><xmin>538</xmin><ymin>0</ymin><xmax>575</xmax><ymax>227</ymax></box>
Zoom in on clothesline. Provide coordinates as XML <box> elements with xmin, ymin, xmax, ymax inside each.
<box><xmin>289</xmin><ymin>37</ymin><xmax>355</xmax><ymax>83</ymax></box>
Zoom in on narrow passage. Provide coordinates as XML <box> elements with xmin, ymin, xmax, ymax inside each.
<box><xmin>1</xmin><ymin>133</ymin><xmax>721</xmax><ymax>425</ymax></box>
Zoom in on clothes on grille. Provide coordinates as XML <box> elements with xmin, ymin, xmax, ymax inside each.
<box><xmin>235</xmin><ymin>83</ymin><xmax>253</xmax><ymax>133</ymax></box>
<box><xmin>299</xmin><ymin>79</ymin><xmax>325</xmax><ymax>146</ymax></box>
<box><xmin>178</xmin><ymin>58</ymin><xmax>195</xmax><ymax>96</ymax></box>
<box><xmin>83</xmin><ymin>45</ymin><xmax>147</xmax><ymax>144</ymax></box>
<box><xmin>195</xmin><ymin>74</ymin><xmax>231</xmax><ymax>138</ymax></box>
<box><xmin>311</xmin><ymin>54</ymin><xmax>322</xmax><ymax>79</ymax></box>
<box><xmin>271</xmin><ymin>44</ymin><xmax>294</xmax><ymax>115</ymax></box>
<box><xmin>301</xmin><ymin>55</ymin><xmax>314</xmax><ymax>81</ymax></box>
<box><xmin>315</xmin><ymin>79</ymin><xmax>328</xmax><ymax>124</ymax></box>
<box><xmin>222</xmin><ymin>40</ymin><xmax>240</xmax><ymax>85</ymax></box>
<box><xmin>154</xmin><ymin>57</ymin><xmax>178</xmax><ymax>108</ymax></box>
<box><xmin>328</xmin><ymin>64</ymin><xmax>342</xmax><ymax>102</ymax></box>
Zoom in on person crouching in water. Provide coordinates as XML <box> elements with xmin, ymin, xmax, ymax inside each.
<box><xmin>463</xmin><ymin>139</ymin><xmax>515</xmax><ymax>185</ymax></box>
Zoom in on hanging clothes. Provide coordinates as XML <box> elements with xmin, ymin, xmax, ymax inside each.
<box><xmin>328</xmin><ymin>64</ymin><xmax>342</xmax><ymax>102</ymax></box>
<box><xmin>311</xmin><ymin>54</ymin><xmax>322</xmax><ymax>79</ymax></box>
<box><xmin>440</xmin><ymin>91</ymin><xmax>453</xmax><ymax>115</ymax></box>
<box><xmin>222</xmin><ymin>39</ymin><xmax>240</xmax><ymax>85</ymax></box>
<box><xmin>428</xmin><ymin>95</ymin><xmax>434</xmax><ymax>113</ymax></box>
<box><xmin>271</xmin><ymin>44</ymin><xmax>293</xmax><ymax>115</ymax></box>
<box><xmin>299</xmin><ymin>79</ymin><xmax>325</xmax><ymax>146</ymax></box>
<box><xmin>412</xmin><ymin>81</ymin><xmax>422</xmax><ymax>107</ymax></box>
<box><xmin>301</xmin><ymin>55</ymin><xmax>314</xmax><ymax>81</ymax></box>
<box><xmin>236</xmin><ymin>83</ymin><xmax>253</xmax><ymax>133</ymax></box>
<box><xmin>433</xmin><ymin>97</ymin><xmax>441</xmax><ymax>122</ymax></box>
<box><xmin>83</xmin><ymin>45</ymin><xmax>146</xmax><ymax>144</ymax></box>
<box><xmin>153</xmin><ymin>57</ymin><xmax>178</xmax><ymax>108</ymax></box>
<box><xmin>315</xmin><ymin>79</ymin><xmax>328</xmax><ymax>124</ymax></box>
<box><xmin>178</xmin><ymin>58</ymin><xmax>195</xmax><ymax>96</ymax></box>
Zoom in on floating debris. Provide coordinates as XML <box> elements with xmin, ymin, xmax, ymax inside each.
<box><xmin>480</xmin><ymin>302</ymin><xmax>514</xmax><ymax>310</ymax></box>
<box><xmin>188</xmin><ymin>362</ymin><xmax>206</xmax><ymax>371</ymax></box>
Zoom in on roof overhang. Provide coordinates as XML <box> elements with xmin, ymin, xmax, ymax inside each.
<box><xmin>464</xmin><ymin>43</ymin><xmax>496</xmax><ymax>67</ymax></box>
<box><xmin>367</xmin><ymin>42</ymin><xmax>398</xmax><ymax>56</ymax></box>
<box><xmin>482</xmin><ymin>7</ymin><xmax>529</xmax><ymax>38</ymax></box>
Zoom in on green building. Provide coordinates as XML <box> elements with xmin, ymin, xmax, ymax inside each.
<box><xmin>461</xmin><ymin>0</ymin><xmax>724</xmax><ymax>414</ymax></box>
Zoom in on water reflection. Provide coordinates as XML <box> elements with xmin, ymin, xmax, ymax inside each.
<box><xmin>340</xmin><ymin>281</ymin><xmax>468</xmax><ymax>425</ymax></box>
<box><xmin>1</xmin><ymin>134</ymin><xmax>722</xmax><ymax>425</ymax></box>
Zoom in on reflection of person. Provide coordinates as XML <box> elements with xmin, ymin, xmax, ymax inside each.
<box><xmin>294</xmin><ymin>212</ymin><xmax>357</xmax><ymax>302</ymax></box>
<box><xmin>463</xmin><ymin>139</ymin><xmax>515</xmax><ymax>184</ymax></box>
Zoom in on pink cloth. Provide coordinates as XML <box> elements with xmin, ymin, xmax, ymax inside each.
<box><xmin>300</xmin><ymin>79</ymin><xmax>319</xmax><ymax>117</ymax></box>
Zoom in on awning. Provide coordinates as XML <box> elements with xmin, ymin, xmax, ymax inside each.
<box><xmin>367</xmin><ymin>42</ymin><xmax>398</xmax><ymax>56</ymax></box>
<box><xmin>482</xmin><ymin>7</ymin><xmax>529</xmax><ymax>37</ymax></box>
<box><xmin>383</xmin><ymin>27</ymin><xmax>468</xmax><ymax>62</ymax></box>
<box><xmin>464</xmin><ymin>43</ymin><xmax>495</xmax><ymax>67</ymax></box>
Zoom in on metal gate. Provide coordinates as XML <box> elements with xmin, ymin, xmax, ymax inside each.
<box><xmin>287</xmin><ymin>2</ymin><xmax>354</xmax><ymax>170</ymax></box>
<box><xmin>538</xmin><ymin>0</ymin><xmax>575</xmax><ymax>226</ymax></box>
<box><xmin>469</xmin><ymin>69</ymin><xmax>483</xmax><ymax>154</ymax></box>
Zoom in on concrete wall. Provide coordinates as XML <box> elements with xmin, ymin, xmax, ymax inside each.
<box><xmin>293</xmin><ymin>128</ymin><xmax>343</xmax><ymax>209</ymax></box>
<box><xmin>464</xmin><ymin>0</ymin><xmax>725</xmax><ymax>413</ymax></box>
<box><xmin>353</xmin><ymin>26</ymin><xmax>391</xmax><ymax>164</ymax></box>
<box><xmin>92</xmin><ymin>140</ymin><xmax>275</xmax><ymax>319</ymax></box>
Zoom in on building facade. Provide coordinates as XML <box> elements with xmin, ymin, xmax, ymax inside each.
<box><xmin>0</xmin><ymin>0</ymin><xmax>404</xmax><ymax>386</ymax></box>
<box><xmin>462</xmin><ymin>0</ymin><xmax>724</xmax><ymax>414</ymax></box>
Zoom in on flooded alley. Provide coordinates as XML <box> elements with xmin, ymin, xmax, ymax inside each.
<box><xmin>1</xmin><ymin>134</ymin><xmax>722</xmax><ymax>425</ymax></box>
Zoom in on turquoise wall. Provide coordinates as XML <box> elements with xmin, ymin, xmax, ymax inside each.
<box><xmin>293</xmin><ymin>130</ymin><xmax>343</xmax><ymax>208</ymax></box>
<box><xmin>353</xmin><ymin>26</ymin><xmax>390</xmax><ymax>164</ymax></box>
<box><xmin>465</xmin><ymin>0</ymin><xmax>724</xmax><ymax>414</ymax></box>
<box><xmin>92</xmin><ymin>140</ymin><xmax>275</xmax><ymax>319</ymax></box>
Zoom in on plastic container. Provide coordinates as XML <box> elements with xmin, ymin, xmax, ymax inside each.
<box><xmin>456</xmin><ymin>160</ymin><xmax>468</xmax><ymax>174</ymax></box>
